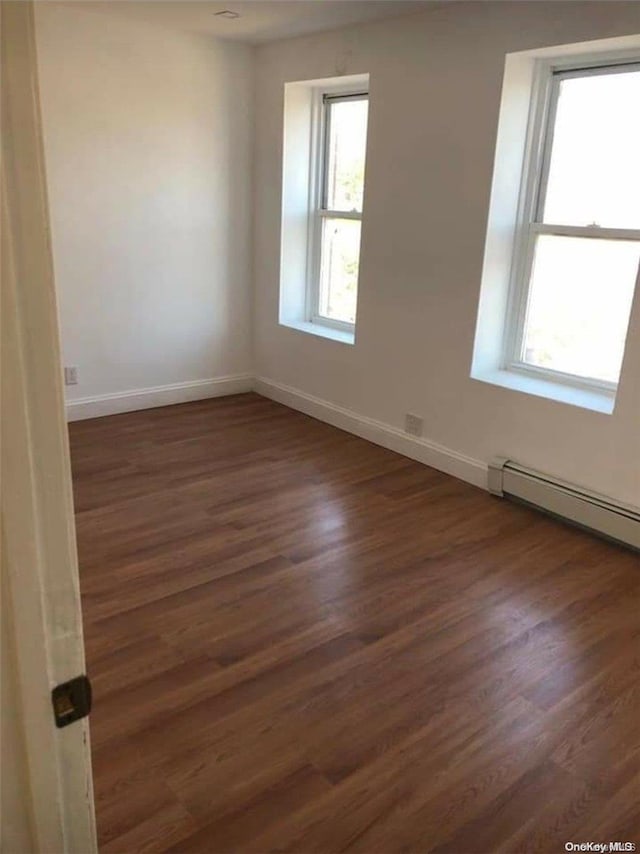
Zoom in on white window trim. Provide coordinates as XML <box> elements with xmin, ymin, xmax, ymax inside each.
<box><xmin>279</xmin><ymin>73</ymin><xmax>369</xmax><ymax>345</ymax></box>
<box><xmin>470</xmin><ymin>34</ymin><xmax>640</xmax><ymax>415</ymax></box>
<box><xmin>501</xmin><ymin>53</ymin><xmax>640</xmax><ymax>397</ymax></box>
<box><xmin>306</xmin><ymin>84</ymin><xmax>368</xmax><ymax>335</ymax></box>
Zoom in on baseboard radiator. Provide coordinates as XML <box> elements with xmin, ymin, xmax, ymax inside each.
<box><xmin>488</xmin><ymin>458</ymin><xmax>640</xmax><ymax>551</ymax></box>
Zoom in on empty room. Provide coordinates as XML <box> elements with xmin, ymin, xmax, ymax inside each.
<box><xmin>2</xmin><ymin>0</ymin><xmax>640</xmax><ymax>852</ymax></box>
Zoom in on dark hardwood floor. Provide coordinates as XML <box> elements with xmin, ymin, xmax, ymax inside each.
<box><xmin>69</xmin><ymin>393</ymin><xmax>640</xmax><ymax>854</ymax></box>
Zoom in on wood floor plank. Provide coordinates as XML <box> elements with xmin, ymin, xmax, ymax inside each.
<box><xmin>69</xmin><ymin>393</ymin><xmax>640</xmax><ymax>852</ymax></box>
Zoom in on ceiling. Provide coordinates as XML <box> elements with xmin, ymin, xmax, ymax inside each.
<box><xmin>67</xmin><ymin>0</ymin><xmax>438</xmax><ymax>45</ymax></box>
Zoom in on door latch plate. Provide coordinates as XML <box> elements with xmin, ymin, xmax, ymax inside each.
<box><xmin>52</xmin><ymin>675</ymin><xmax>92</xmax><ymax>728</ymax></box>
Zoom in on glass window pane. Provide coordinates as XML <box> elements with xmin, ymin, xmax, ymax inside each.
<box><xmin>318</xmin><ymin>218</ymin><xmax>361</xmax><ymax>324</ymax></box>
<box><xmin>325</xmin><ymin>98</ymin><xmax>368</xmax><ymax>213</ymax></box>
<box><xmin>522</xmin><ymin>235</ymin><xmax>640</xmax><ymax>384</ymax></box>
<box><xmin>542</xmin><ymin>68</ymin><xmax>640</xmax><ymax>229</ymax></box>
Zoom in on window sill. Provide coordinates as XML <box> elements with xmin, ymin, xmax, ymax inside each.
<box><xmin>471</xmin><ymin>368</ymin><xmax>615</xmax><ymax>414</ymax></box>
<box><xmin>280</xmin><ymin>319</ymin><xmax>355</xmax><ymax>346</ymax></box>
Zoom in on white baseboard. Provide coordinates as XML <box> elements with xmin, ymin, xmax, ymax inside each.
<box><xmin>66</xmin><ymin>374</ymin><xmax>253</xmax><ymax>422</ymax></box>
<box><xmin>254</xmin><ymin>377</ymin><xmax>488</xmax><ymax>490</ymax></box>
<box><xmin>68</xmin><ymin>373</ymin><xmax>488</xmax><ymax>491</ymax></box>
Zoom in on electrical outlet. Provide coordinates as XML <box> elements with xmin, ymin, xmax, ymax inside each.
<box><xmin>64</xmin><ymin>366</ymin><xmax>78</xmax><ymax>386</ymax></box>
<box><xmin>404</xmin><ymin>413</ymin><xmax>423</xmax><ymax>437</ymax></box>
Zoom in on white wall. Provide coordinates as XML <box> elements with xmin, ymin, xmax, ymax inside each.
<box><xmin>253</xmin><ymin>1</ymin><xmax>640</xmax><ymax>508</ymax></box>
<box><xmin>35</xmin><ymin>3</ymin><xmax>253</xmax><ymax>405</ymax></box>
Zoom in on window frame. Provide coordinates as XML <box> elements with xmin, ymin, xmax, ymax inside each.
<box><xmin>306</xmin><ymin>86</ymin><xmax>369</xmax><ymax>334</ymax></box>
<box><xmin>503</xmin><ymin>57</ymin><xmax>640</xmax><ymax>395</ymax></box>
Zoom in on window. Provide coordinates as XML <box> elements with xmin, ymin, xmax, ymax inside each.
<box><xmin>308</xmin><ymin>90</ymin><xmax>369</xmax><ymax>332</ymax></box>
<box><xmin>506</xmin><ymin>62</ymin><xmax>640</xmax><ymax>391</ymax></box>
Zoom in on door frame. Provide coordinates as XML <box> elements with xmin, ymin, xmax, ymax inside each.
<box><xmin>1</xmin><ymin>2</ymin><xmax>97</xmax><ymax>850</ymax></box>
